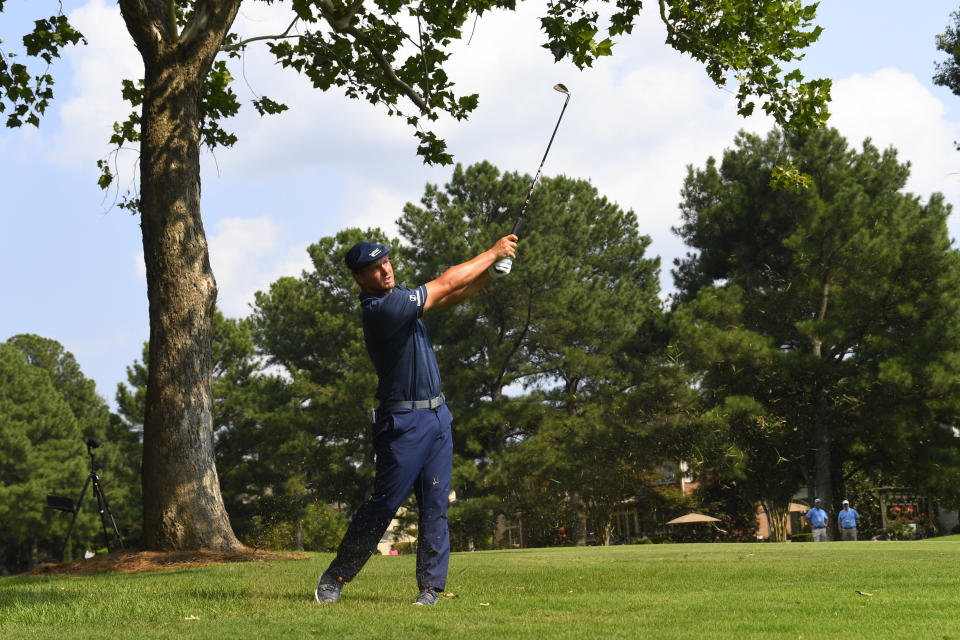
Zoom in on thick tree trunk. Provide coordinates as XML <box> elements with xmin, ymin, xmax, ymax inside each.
<box><xmin>811</xmin><ymin>278</ymin><xmax>834</xmax><ymax>540</ymax></box>
<box><xmin>123</xmin><ymin>0</ymin><xmax>244</xmax><ymax>551</ymax></box>
<box><xmin>812</xmin><ymin>392</ymin><xmax>833</xmax><ymax>510</ymax></box>
<box><xmin>571</xmin><ymin>492</ymin><xmax>588</xmax><ymax>546</ymax></box>
<box><xmin>294</xmin><ymin>518</ymin><xmax>304</xmax><ymax>552</ymax></box>
<box><xmin>494</xmin><ymin>513</ymin><xmax>508</xmax><ymax>549</ymax></box>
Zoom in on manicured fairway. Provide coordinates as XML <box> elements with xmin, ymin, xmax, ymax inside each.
<box><xmin>3</xmin><ymin>538</ymin><xmax>959</xmax><ymax>639</ymax></box>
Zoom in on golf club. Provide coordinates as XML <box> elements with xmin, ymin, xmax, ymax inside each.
<box><xmin>492</xmin><ymin>83</ymin><xmax>571</xmax><ymax>276</ymax></box>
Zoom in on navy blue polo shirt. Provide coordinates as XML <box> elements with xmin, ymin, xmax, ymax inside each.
<box><xmin>359</xmin><ymin>284</ymin><xmax>442</xmax><ymax>404</ymax></box>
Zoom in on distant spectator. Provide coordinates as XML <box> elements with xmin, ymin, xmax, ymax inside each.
<box><xmin>837</xmin><ymin>499</ymin><xmax>860</xmax><ymax>541</ymax></box>
<box><xmin>805</xmin><ymin>498</ymin><xmax>829</xmax><ymax>542</ymax></box>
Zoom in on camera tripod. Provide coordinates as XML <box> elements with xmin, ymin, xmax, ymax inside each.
<box><xmin>47</xmin><ymin>439</ymin><xmax>124</xmax><ymax>560</ymax></box>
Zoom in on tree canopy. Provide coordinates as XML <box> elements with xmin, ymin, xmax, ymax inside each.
<box><xmin>672</xmin><ymin>127</ymin><xmax>960</xmax><ymax>538</ymax></box>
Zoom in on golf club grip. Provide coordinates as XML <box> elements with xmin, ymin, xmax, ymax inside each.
<box><xmin>510</xmin><ymin>182</ymin><xmax>536</xmax><ymax>238</ymax></box>
<box><xmin>511</xmin><ymin>211</ymin><xmax>525</xmax><ymax>236</ymax></box>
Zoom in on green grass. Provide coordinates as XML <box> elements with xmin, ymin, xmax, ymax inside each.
<box><xmin>3</xmin><ymin>538</ymin><xmax>960</xmax><ymax>639</ymax></box>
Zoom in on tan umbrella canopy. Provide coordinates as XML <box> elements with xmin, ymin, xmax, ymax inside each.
<box><xmin>789</xmin><ymin>502</ymin><xmax>811</xmax><ymax>512</ymax></box>
<box><xmin>666</xmin><ymin>513</ymin><xmax>721</xmax><ymax>525</ymax></box>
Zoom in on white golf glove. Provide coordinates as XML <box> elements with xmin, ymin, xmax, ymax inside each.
<box><xmin>490</xmin><ymin>258</ymin><xmax>512</xmax><ymax>277</ymax></box>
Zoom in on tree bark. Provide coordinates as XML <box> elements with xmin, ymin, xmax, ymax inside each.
<box><xmin>811</xmin><ymin>277</ymin><xmax>834</xmax><ymax>540</ymax></box>
<box><xmin>571</xmin><ymin>492</ymin><xmax>588</xmax><ymax>546</ymax></box>
<box><xmin>121</xmin><ymin>0</ymin><xmax>244</xmax><ymax>551</ymax></box>
<box><xmin>762</xmin><ymin>499</ymin><xmax>789</xmax><ymax>542</ymax></box>
<box><xmin>294</xmin><ymin>518</ymin><xmax>304</xmax><ymax>552</ymax></box>
<box><xmin>494</xmin><ymin>512</ymin><xmax>508</xmax><ymax>549</ymax></box>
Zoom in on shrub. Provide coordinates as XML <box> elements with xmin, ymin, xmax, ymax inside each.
<box><xmin>249</xmin><ymin>517</ymin><xmax>294</xmax><ymax>550</ymax></box>
<box><xmin>392</xmin><ymin>541</ymin><xmax>416</xmax><ymax>555</ymax></box>
<box><xmin>301</xmin><ymin>503</ymin><xmax>348</xmax><ymax>552</ymax></box>
<box><xmin>884</xmin><ymin>517</ymin><xmax>915</xmax><ymax>541</ymax></box>
<box><xmin>243</xmin><ymin>502</ymin><xmax>348</xmax><ymax>551</ymax></box>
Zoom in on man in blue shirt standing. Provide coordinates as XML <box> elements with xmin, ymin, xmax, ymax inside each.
<box><xmin>838</xmin><ymin>499</ymin><xmax>860</xmax><ymax>541</ymax></box>
<box><xmin>315</xmin><ymin>234</ymin><xmax>517</xmax><ymax>606</ymax></box>
<box><xmin>805</xmin><ymin>498</ymin><xmax>829</xmax><ymax>542</ymax></box>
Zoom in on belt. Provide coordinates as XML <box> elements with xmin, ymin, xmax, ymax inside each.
<box><xmin>371</xmin><ymin>393</ymin><xmax>444</xmax><ymax>422</ymax></box>
<box><xmin>813</xmin><ymin>527</ymin><xmax>825</xmax><ymax>529</ymax></box>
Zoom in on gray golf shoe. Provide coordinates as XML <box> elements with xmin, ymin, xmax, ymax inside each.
<box><xmin>315</xmin><ymin>576</ymin><xmax>344</xmax><ymax>604</ymax></box>
<box><xmin>413</xmin><ymin>587</ymin><xmax>439</xmax><ymax>606</ymax></box>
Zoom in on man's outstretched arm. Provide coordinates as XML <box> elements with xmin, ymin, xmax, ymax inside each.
<box><xmin>424</xmin><ymin>235</ymin><xmax>516</xmax><ymax>312</ymax></box>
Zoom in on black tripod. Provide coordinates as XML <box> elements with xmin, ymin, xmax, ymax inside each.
<box><xmin>47</xmin><ymin>439</ymin><xmax>124</xmax><ymax>560</ymax></box>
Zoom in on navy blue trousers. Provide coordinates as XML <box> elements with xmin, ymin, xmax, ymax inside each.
<box><xmin>322</xmin><ymin>403</ymin><xmax>453</xmax><ymax>591</ymax></box>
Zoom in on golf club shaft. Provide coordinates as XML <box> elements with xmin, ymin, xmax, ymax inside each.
<box><xmin>494</xmin><ymin>86</ymin><xmax>570</xmax><ymax>275</ymax></box>
<box><xmin>511</xmin><ymin>92</ymin><xmax>570</xmax><ymax>236</ymax></box>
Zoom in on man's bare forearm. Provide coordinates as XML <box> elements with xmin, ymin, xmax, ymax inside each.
<box><xmin>430</xmin><ymin>269</ymin><xmax>491</xmax><ymax>309</ymax></box>
<box><xmin>424</xmin><ymin>235</ymin><xmax>516</xmax><ymax>312</ymax></box>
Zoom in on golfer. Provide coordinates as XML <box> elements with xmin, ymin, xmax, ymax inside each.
<box><xmin>805</xmin><ymin>498</ymin><xmax>829</xmax><ymax>542</ymax></box>
<box><xmin>838</xmin><ymin>499</ymin><xmax>860</xmax><ymax>540</ymax></box>
<box><xmin>315</xmin><ymin>234</ymin><xmax>517</xmax><ymax>606</ymax></box>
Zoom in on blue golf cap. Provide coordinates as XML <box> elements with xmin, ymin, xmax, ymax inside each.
<box><xmin>344</xmin><ymin>241</ymin><xmax>391</xmax><ymax>273</ymax></box>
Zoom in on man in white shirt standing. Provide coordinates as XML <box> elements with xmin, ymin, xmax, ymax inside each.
<box><xmin>838</xmin><ymin>499</ymin><xmax>860</xmax><ymax>541</ymax></box>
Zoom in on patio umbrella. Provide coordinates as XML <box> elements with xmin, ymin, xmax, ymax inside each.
<box><xmin>665</xmin><ymin>513</ymin><xmax>721</xmax><ymax>525</ymax></box>
<box><xmin>789</xmin><ymin>502</ymin><xmax>810</xmax><ymax>512</ymax></box>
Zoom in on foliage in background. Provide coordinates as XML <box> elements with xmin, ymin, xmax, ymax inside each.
<box><xmin>248</xmin><ymin>501</ymin><xmax>347</xmax><ymax>552</ymax></box>
<box><xmin>935</xmin><ymin>8</ymin><xmax>960</xmax><ymax>150</ymax></box>
<box><xmin>0</xmin><ymin>337</ymin><xmax>140</xmax><ymax>573</ymax></box>
<box><xmin>672</xmin><ymin>127</ymin><xmax>960</xmax><ymax>532</ymax></box>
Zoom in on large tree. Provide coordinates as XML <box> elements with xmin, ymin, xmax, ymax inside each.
<box><xmin>672</xmin><ymin>127</ymin><xmax>960</xmax><ymax>535</ymax></box>
<box><xmin>2</xmin><ymin>0</ymin><xmax>830</xmax><ymax>550</ymax></box>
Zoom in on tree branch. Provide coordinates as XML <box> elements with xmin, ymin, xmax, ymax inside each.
<box><xmin>167</xmin><ymin>0</ymin><xmax>178</xmax><ymax>40</ymax></box>
<box><xmin>317</xmin><ymin>0</ymin><xmax>365</xmax><ymax>32</ymax></box>
<box><xmin>221</xmin><ymin>16</ymin><xmax>300</xmax><ymax>52</ymax></box>
<box><xmin>180</xmin><ymin>1</ymin><xmax>212</xmax><ymax>48</ymax></box>
<box><xmin>117</xmin><ymin>0</ymin><xmax>166</xmax><ymax>59</ymax></box>
<box><xmin>178</xmin><ymin>1</ymin><xmax>243</xmax><ymax>65</ymax></box>
<box><xmin>316</xmin><ymin>0</ymin><xmax>429</xmax><ymax>113</ymax></box>
<box><xmin>343</xmin><ymin>24</ymin><xmax>429</xmax><ymax>113</ymax></box>
<box><xmin>658</xmin><ymin>0</ymin><xmax>691</xmax><ymax>48</ymax></box>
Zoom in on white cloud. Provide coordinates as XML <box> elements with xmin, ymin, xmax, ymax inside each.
<box><xmin>208</xmin><ymin>216</ymin><xmax>313</xmax><ymax>316</ymax></box>
<box><xmin>130</xmin><ymin>214</ymin><xmax>314</xmax><ymax>319</ymax></box>
<box><xmin>338</xmin><ymin>180</ymin><xmax>416</xmax><ymax>239</ymax></box>
<box><xmin>50</xmin><ymin>0</ymin><xmax>141</xmax><ymax>170</ymax></box>
<box><xmin>829</xmin><ymin>68</ymin><xmax>960</xmax><ymax>206</ymax></box>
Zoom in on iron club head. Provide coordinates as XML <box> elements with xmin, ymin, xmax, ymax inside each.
<box><xmin>553</xmin><ymin>83</ymin><xmax>569</xmax><ymax>94</ymax></box>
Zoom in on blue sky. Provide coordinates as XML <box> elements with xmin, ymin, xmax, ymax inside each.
<box><xmin>3</xmin><ymin>0</ymin><xmax>960</xmax><ymax>409</ymax></box>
